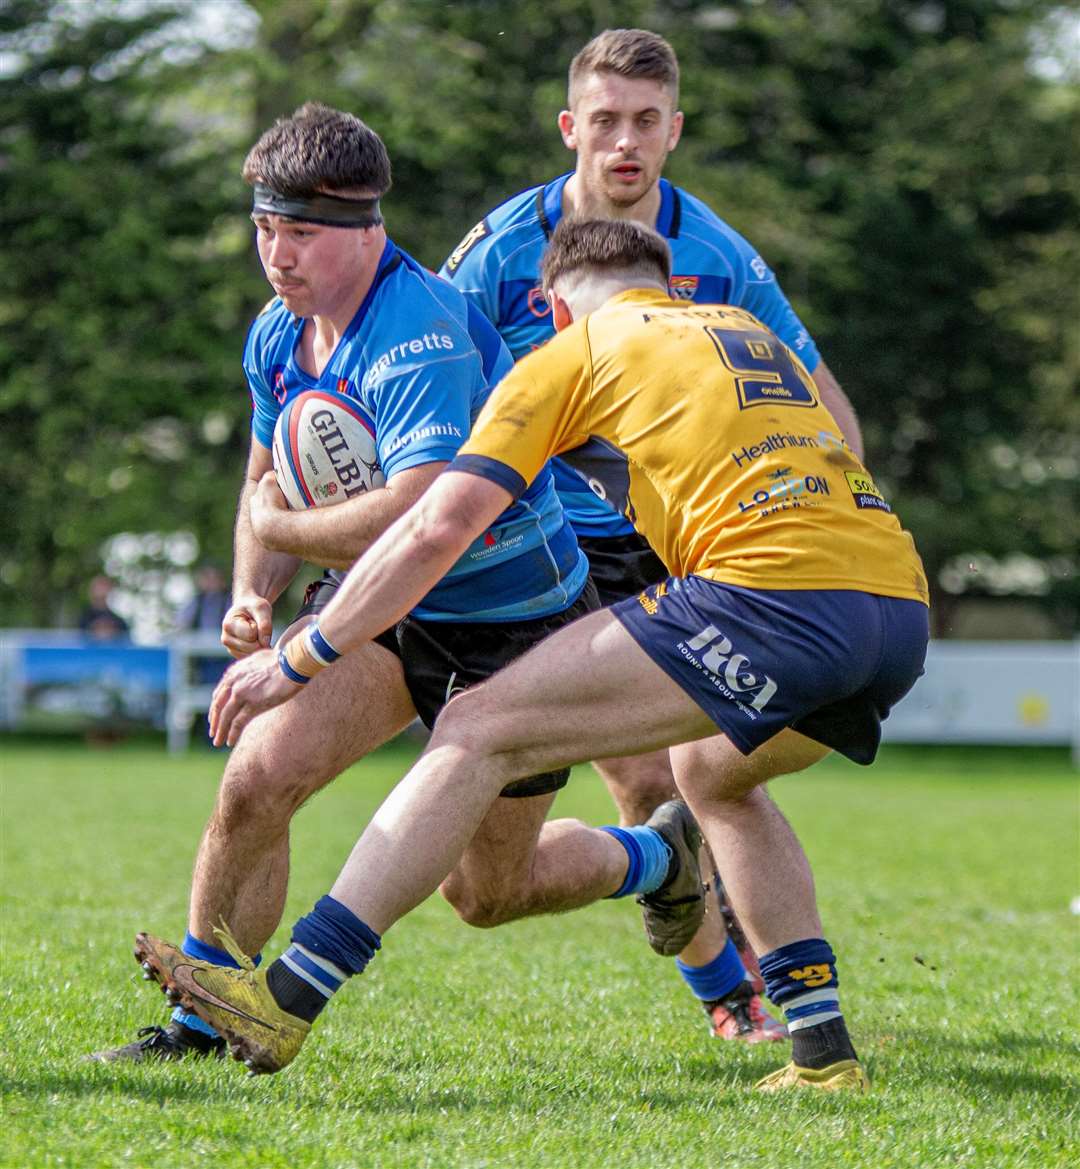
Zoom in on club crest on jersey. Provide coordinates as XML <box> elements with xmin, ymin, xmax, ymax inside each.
<box><xmin>445</xmin><ymin>219</ymin><xmax>490</xmax><ymax>272</ymax></box>
<box><xmin>272</xmin><ymin>366</ymin><xmax>288</xmax><ymax>405</ymax></box>
<box><xmin>668</xmin><ymin>275</ymin><xmax>700</xmax><ymax>300</ymax></box>
<box><xmin>527</xmin><ymin>286</ymin><xmax>551</xmax><ymax>318</ymax></box>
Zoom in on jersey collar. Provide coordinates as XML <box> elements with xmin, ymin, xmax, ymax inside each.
<box><xmin>342</xmin><ymin>237</ymin><xmax>403</xmax><ymax>343</ymax></box>
<box><xmin>539</xmin><ymin>175</ymin><xmax>680</xmax><ymax>239</ymax></box>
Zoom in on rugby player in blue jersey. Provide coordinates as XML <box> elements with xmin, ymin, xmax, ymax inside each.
<box><xmin>91</xmin><ymin>104</ymin><xmax>705</xmax><ymax>1062</ymax></box>
<box><xmin>439</xmin><ymin>29</ymin><xmax>863</xmax><ymax>1044</ymax></box>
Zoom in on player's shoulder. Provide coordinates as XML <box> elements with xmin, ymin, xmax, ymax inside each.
<box><xmin>672</xmin><ymin>186</ymin><xmax>764</xmax><ymax>268</ymax></box>
<box><xmin>243</xmin><ymin>296</ymin><xmax>297</xmax><ymax>363</ymax></box>
<box><xmin>378</xmin><ymin>246</ymin><xmax>471</xmax><ymax>332</ymax></box>
<box><xmin>442</xmin><ymin>179</ymin><xmax>551</xmax><ymax>278</ymax></box>
<box><xmin>361</xmin><ymin>248</ymin><xmax>477</xmax><ymax>391</ymax></box>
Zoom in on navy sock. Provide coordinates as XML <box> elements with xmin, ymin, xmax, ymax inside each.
<box><xmin>266</xmin><ymin>896</ymin><xmax>381</xmax><ymax>1023</ymax></box>
<box><xmin>759</xmin><ymin>937</ymin><xmax>856</xmax><ymax>1068</ymax></box>
<box><xmin>676</xmin><ymin>938</ymin><xmax>748</xmax><ymax>1004</ymax></box>
<box><xmin>600</xmin><ymin>825</ymin><xmax>673</xmax><ymax>898</ymax></box>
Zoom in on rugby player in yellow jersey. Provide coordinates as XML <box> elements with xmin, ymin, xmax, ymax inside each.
<box><xmin>135</xmin><ymin>219</ymin><xmax>929</xmax><ymax>1092</ymax></box>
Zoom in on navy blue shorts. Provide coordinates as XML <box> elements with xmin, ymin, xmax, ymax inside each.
<box><xmin>612</xmin><ymin>577</ymin><xmax>929</xmax><ymax>764</ymax></box>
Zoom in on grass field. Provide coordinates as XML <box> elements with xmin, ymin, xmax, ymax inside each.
<box><xmin>1</xmin><ymin>739</ymin><xmax>1077</xmax><ymax>1168</ymax></box>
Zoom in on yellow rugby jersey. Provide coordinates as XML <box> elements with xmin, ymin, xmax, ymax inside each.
<box><xmin>455</xmin><ymin>290</ymin><xmax>928</xmax><ymax>604</ymax></box>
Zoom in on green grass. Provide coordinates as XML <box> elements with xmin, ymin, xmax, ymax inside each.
<box><xmin>1</xmin><ymin>740</ymin><xmax>1077</xmax><ymax>1168</ymax></box>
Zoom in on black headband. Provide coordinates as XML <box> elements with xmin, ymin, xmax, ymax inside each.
<box><xmin>251</xmin><ymin>182</ymin><xmax>383</xmax><ymax>228</ymax></box>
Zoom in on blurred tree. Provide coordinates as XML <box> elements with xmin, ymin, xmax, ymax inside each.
<box><xmin>1</xmin><ymin>0</ymin><xmax>1076</xmax><ymax>634</ymax></box>
<box><xmin>0</xmin><ymin>0</ymin><xmax>257</xmax><ymax>625</ymax></box>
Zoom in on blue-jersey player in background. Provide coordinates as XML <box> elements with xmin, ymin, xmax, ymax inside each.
<box><xmin>92</xmin><ymin>103</ymin><xmax>705</xmax><ymax>1062</ymax></box>
<box><xmin>441</xmin><ymin>29</ymin><xmax>865</xmax><ymax>1045</ymax></box>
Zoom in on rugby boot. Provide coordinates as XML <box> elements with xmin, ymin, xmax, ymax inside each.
<box><xmin>706</xmin><ymin>979</ymin><xmax>788</xmax><ymax>1043</ymax></box>
<box><xmin>636</xmin><ymin>799</ymin><xmax>706</xmax><ymax>956</ymax></box>
<box><xmin>86</xmin><ymin>1020</ymin><xmax>225</xmax><ymax>1063</ymax></box>
<box><xmin>134</xmin><ymin>927</ymin><xmax>309</xmax><ymax>1075</ymax></box>
<box><xmin>755</xmin><ymin>1059</ymin><xmax>871</xmax><ymax>1094</ymax></box>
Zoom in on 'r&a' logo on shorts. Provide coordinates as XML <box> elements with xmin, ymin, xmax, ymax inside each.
<box><xmin>682</xmin><ymin>625</ymin><xmax>778</xmax><ymax>714</ymax></box>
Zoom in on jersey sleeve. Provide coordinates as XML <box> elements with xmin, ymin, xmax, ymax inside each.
<box><xmin>452</xmin><ymin>323</ymin><xmax>594</xmax><ymax>496</ymax></box>
<box><xmin>243</xmin><ymin>310</ymin><xmax>280</xmax><ymax>449</ymax></box>
<box><xmin>732</xmin><ymin>243</ymin><xmax>821</xmax><ymax>374</ymax></box>
<box><xmin>369</xmin><ymin>349</ymin><xmax>478</xmax><ymax>479</ymax></box>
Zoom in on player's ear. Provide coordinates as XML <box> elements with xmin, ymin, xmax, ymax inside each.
<box><xmin>550</xmin><ymin>290</ymin><xmax>574</xmax><ymax>332</ymax></box>
<box><xmin>668</xmin><ymin>109</ymin><xmax>684</xmax><ymax>151</ymax></box>
<box><xmin>557</xmin><ymin>109</ymin><xmax>578</xmax><ymax>150</ymax></box>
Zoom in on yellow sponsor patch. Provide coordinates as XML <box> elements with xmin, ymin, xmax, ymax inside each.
<box><xmin>844</xmin><ymin>470</ymin><xmax>891</xmax><ymax>513</ymax></box>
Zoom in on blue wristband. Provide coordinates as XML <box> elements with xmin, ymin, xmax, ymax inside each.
<box><xmin>309</xmin><ymin>623</ymin><xmax>342</xmax><ymax>665</ymax></box>
<box><xmin>278</xmin><ymin>647</ymin><xmax>311</xmax><ymax>685</ymax></box>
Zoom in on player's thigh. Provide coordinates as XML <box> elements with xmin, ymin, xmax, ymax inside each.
<box><xmin>431</xmin><ymin>609</ymin><xmax>716</xmax><ymax>773</ymax></box>
<box><xmin>670</xmin><ymin>728</ymin><xmax>831</xmax><ymax>806</ymax></box>
<box><xmin>229</xmin><ymin>628</ymin><xmax>415</xmax><ymax>797</ymax></box>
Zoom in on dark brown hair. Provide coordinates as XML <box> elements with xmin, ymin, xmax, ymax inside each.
<box><xmin>568</xmin><ymin>29</ymin><xmax>680</xmax><ymax>107</ymax></box>
<box><xmin>242</xmin><ymin>102</ymin><xmax>391</xmax><ymax>197</ymax></box>
<box><xmin>541</xmin><ymin>219</ymin><xmax>672</xmax><ymax>292</ymax></box>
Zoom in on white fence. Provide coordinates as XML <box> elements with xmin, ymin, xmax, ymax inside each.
<box><xmin>882</xmin><ymin>640</ymin><xmax>1079</xmax><ymax>763</ymax></box>
<box><xmin>1</xmin><ymin>632</ymin><xmax>1077</xmax><ymax>762</ymax></box>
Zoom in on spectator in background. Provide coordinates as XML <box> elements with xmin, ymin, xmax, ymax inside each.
<box><xmin>176</xmin><ymin>563</ymin><xmax>232</xmax><ymax>635</ymax></box>
<box><xmin>78</xmin><ymin>575</ymin><xmax>129</xmax><ymax>641</ymax></box>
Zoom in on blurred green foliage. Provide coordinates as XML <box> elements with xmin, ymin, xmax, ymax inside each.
<box><xmin>1</xmin><ymin>0</ymin><xmax>1076</xmax><ymax>630</ymax></box>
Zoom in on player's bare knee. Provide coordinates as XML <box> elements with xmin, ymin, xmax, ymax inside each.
<box><xmin>214</xmin><ymin>748</ymin><xmax>316</xmax><ymax>833</ymax></box>
<box><xmin>429</xmin><ymin>694</ymin><xmax>527</xmax><ymax>783</ymax></box>
<box><xmin>439</xmin><ymin>870</ymin><xmax>525</xmax><ymax>929</ymax></box>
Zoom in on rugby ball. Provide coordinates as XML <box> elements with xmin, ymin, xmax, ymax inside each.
<box><xmin>272</xmin><ymin>389</ymin><xmax>385</xmax><ymax>509</ymax></box>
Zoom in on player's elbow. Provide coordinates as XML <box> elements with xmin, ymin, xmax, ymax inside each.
<box><xmin>405</xmin><ymin>501</ymin><xmax>475</xmax><ymax>564</ymax></box>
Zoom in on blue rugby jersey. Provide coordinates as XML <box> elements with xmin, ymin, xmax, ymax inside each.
<box><xmin>244</xmin><ymin>238</ymin><xmax>588</xmax><ymax>622</ymax></box>
<box><xmin>440</xmin><ymin>173</ymin><xmax>822</xmax><ymax>538</ymax></box>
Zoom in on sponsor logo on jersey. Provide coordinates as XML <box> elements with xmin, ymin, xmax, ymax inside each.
<box><xmin>384</xmin><ymin>422</ymin><xmax>464</xmax><ymax>456</ymax></box>
<box><xmin>468</xmin><ymin>529</ymin><xmax>525</xmax><ymax>561</ymax></box>
<box><xmin>844</xmin><ymin>470</ymin><xmax>892</xmax><ymax>512</ymax></box>
<box><xmin>679</xmin><ymin>625</ymin><xmax>778</xmax><ymax>717</ymax></box>
<box><xmin>668</xmin><ymin>274</ymin><xmax>700</xmax><ymax>300</ymax></box>
<box><xmin>731</xmin><ymin>431</ymin><xmax>825</xmax><ymax>468</ymax></box>
<box><xmin>445</xmin><ymin>219</ymin><xmax>491</xmax><ymax>272</ymax></box>
<box><xmin>527</xmin><ymin>286</ymin><xmax>551</xmax><ymax>318</ymax></box>
<box><xmin>363</xmin><ymin>333</ymin><xmax>456</xmax><ymax>388</ymax></box>
<box><xmin>736</xmin><ymin>466</ymin><xmax>831</xmax><ymax>518</ymax></box>
<box><xmin>749</xmin><ymin>255</ymin><xmax>769</xmax><ymax>280</ymax></box>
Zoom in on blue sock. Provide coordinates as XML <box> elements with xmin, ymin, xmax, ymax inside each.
<box><xmin>171</xmin><ymin>932</ymin><xmax>262</xmax><ymax>1039</ymax></box>
<box><xmin>676</xmin><ymin>938</ymin><xmax>748</xmax><ymax>1003</ymax></box>
<box><xmin>758</xmin><ymin>938</ymin><xmax>842</xmax><ymax>1033</ymax></box>
<box><xmin>265</xmin><ymin>895</ymin><xmax>382</xmax><ymax>1023</ymax></box>
<box><xmin>601</xmin><ymin>825</ymin><xmax>673</xmax><ymax>898</ymax></box>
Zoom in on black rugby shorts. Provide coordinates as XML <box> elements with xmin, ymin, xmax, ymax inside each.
<box><xmin>292</xmin><ymin>572</ymin><xmax>599</xmax><ymax>796</ymax></box>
